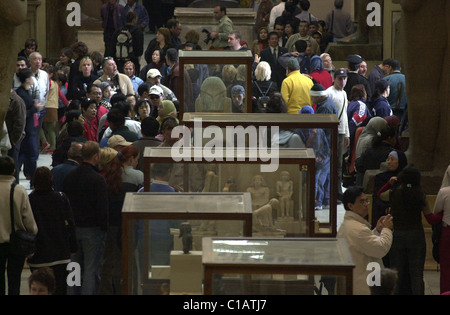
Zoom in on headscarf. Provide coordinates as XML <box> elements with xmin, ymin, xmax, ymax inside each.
<box><xmin>157</xmin><ymin>100</ymin><xmax>178</xmax><ymax>124</ymax></box>
<box><xmin>441</xmin><ymin>165</ymin><xmax>450</xmax><ymax>189</ymax></box>
<box><xmin>355</xmin><ymin>117</ymin><xmax>388</xmax><ymax>159</ymax></box>
<box><xmin>310</xmin><ymin>55</ymin><xmax>324</xmax><ymax>73</ymax></box>
<box><xmin>388</xmin><ymin>150</ymin><xmax>407</xmax><ymax>174</ymax></box>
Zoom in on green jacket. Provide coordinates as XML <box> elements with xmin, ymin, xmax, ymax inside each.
<box><xmin>212</xmin><ymin>15</ymin><xmax>233</xmax><ymax>48</ymax></box>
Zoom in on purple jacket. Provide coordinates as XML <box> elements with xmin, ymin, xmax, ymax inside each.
<box><xmin>101</xmin><ymin>3</ymin><xmax>125</xmax><ymax>32</ymax></box>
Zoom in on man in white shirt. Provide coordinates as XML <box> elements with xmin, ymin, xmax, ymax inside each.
<box><xmin>338</xmin><ymin>186</ymin><xmax>393</xmax><ymax>295</ymax></box>
<box><xmin>326</xmin><ymin>68</ymin><xmax>349</xmax><ymax>202</ymax></box>
<box><xmin>29</xmin><ymin>52</ymin><xmax>49</xmax><ymax>151</ymax></box>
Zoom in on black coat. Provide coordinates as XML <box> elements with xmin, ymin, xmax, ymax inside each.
<box><xmin>259</xmin><ymin>46</ymin><xmax>288</xmax><ymax>89</ymax></box>
<box><xmin>63</xmin><ymin>162</ymin><xmax>109</xmax><ymax>229</ymax></box>
<box><xmin>28</xmin><ymin>190</ymin><xmax>77</xmax><ymax>265</ymax></box>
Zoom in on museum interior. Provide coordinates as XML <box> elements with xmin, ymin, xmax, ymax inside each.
<box><xmin>1</xmin><ymin>0</ymin><xmax>448</xmax><ymax>296</ymax></box>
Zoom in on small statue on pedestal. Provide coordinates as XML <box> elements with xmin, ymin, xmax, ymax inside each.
<box><xmin>179</xmin><ymin>222</ymin><xmax>193</xmax><ymax>254</ymax></box>
<box><xmin>276</xmin><ymin>171</ymin><xmax>294</xmax><ymax>219</ymax></box>
<box><xmin>252</xmin><ymin>198</ymin><xmax>285</xmax><ymax>234</ymax></box>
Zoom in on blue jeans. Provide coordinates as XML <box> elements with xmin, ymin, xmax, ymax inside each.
<box><xmin>69</xmin><ymin>227</ymin><xmax>106</xmax><ymax>295</ymax></box>
<box><xmin>315</xmin><ymin>158</ymin><xmax>330</xmax><ymax>207</ymax></box>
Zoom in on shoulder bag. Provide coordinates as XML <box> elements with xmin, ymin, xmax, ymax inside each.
<box><xmin>9</xmin><ymin>183</ymin><xmax>36</xmax><ymax>257</ymax></box>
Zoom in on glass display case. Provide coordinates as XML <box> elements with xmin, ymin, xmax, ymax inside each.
<box><xmin>121</xmin><ymin>192</ymin><xmax>253</xmax><ymax>295</ymax></box>
<box><xmin>182</xmin><ymin>113</ymin><xmax>340</xmax><ymax>237</ymax></box>
<box><xmin>178</xmin><ymin>50</ymin><xmax>254</xmax><ymax>118</ymax></box>
<box><xmin>202</xmin><ymin>237</ymin><xmax>355</xmax><ymax>295</ymax></box>
<box><xmin>143</xmin><ymin>147</ymin><xmax>321</xmax><ymax>237</ymax></box>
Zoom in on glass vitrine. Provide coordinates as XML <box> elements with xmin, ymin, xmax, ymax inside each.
<box><xmin>178</xmin><ymin>50</ymin><xmax>254</xmax><ymax>118</ymax></box>
<box><xmin>182</xmin><ymin>113</ymin><xmax>340</xmax><ymax>237</ymax></box>
<box><xmin>143</xmin><ymin>147</ymin><xmax>320</xmax><ymax>237</ymax></box>
<box><xmin>202</xmin><ymin>237</ymin><xmax>355</xmax><ymax>295</ymax></box>
<box><xmin>121</xmin><ymin>192</ymin><xmax>253</xmax><ymax>295</ymax></box>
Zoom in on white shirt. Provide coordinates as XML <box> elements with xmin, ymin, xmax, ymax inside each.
<box><xmin>326</xmin><ymin>86</ymin><xmax>349</xmax><ymax>137</ymax></box>
<box><xmin>434</xmin><ymin>186</ymin><xmax>450</xmax><ymax>226</ymax></box>
<box><xmin>269</xmin><ymin>2</ymin><xmax>285</xmax><ymax>31</ymax></box>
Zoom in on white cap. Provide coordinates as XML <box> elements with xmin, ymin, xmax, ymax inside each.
<box><xmin>149</xmin><ymin>85</ymin><xmax>164</xmax><ymax>95</ymax></box>
<box><xmin>147</xmin><ymin>68</ymin><xmax>162</xmax><ymax>78</ymax></box>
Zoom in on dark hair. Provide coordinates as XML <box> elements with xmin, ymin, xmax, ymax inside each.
<box><xmin>107</xmin><ymin>107</ymin><xmax>125</xmax><ymax>126</ymax></box>
<box><xmin>219</xmin><ymin>6</ymin><xmax>227</xmax><ymax>15</ymax></box>
<box><xmin>160</xmin><ymin>116</ymin><xmax>178</xmax><ymax>133</ymax></box>
<box><xmin>17</xmin><ymin>68</ymin><xmax>33</xmax><ymax>84</ymax></box>
<box><xmin>0</xmin><ymin>156</ymin><xmax>15</xmax><ymax>176</ymax></box>
<box><xmin>110</xmin><ymin>93</ymin><xmax>127</xmax><ymax>106</ymax></box>
<box><xmin>299</xmin><ymin>0</ymin><xmax>310</xmax><ymax>10</ymax></box>
<box><xmin>165</xmin><ymin>48</ymin><xmax>178</xmax><ymax>63</ymax></box>
<box><xmin>334</xmin><ymin>0</ymin><xmax>344</xmax><ymax>9</ymax></box>
<box><xmin>113</xmin><ymin>100</ymin><xmax>132</xmax><ymax>117</ymax></box>
<box><xmin>66</xmin><ymin>99</ymin><xmax>81</xmax><ymax>111</ymax></box>
<box><xmin>141</xmin><ymin>116</ymin><xmax>160</xmax><ymax>137</ymax></box>
<box><xmin>135</xmin><ymin>99</ymin><xmax>152</xmax><ymax>119</ymax></box>
<box><xmin>67</xmin><ymin>120</ymin><xmax>84</xmax><ymax>137</ymax></box>
<box><xmin>152</xmin><ymin>163</ymin><xmax>173</xmax><ymax>178</ymax></box>
<box><xmin>56</xmin><ymin>72</ymin><xmax>67</xmax><ymax>85</ymax></box>
<box><xmin>372</xmin><ymin>80</ymin><xmax>390</xmax><ymax>101</ymax></box>
<box><xmin>138</xmin><ymin>82</ymin><xmax>151</xmax><ymax>97</ymax></box>
<box><xmin>24</xmin><ymin>38</ymin><xmax>38</xmax><ymax>50</ymax></box>
<box><xmin>392</xmin><ymin>59</ymin><xmax>402</xmax><ymax>71</ymax></box>
<box><xmin>268</xmin><ymin>31</ymin><xmax>279</xmax><ymax>39</ymax></box>
<box><xmin>266</xmin><ymin>93</ymin><xmax>287</xmax><ymax>113</ymax></box>
<box><xmin>80</xmin><ymin>97</ymin><xmax>97</xmax><ymax>111</ymax></box>
<box><xmin>342</xmin><ymin>186</ymin><xmax>364</xmax><ymax>211</ymax></box>
<box><xmin>126</xmin><ymin>11</ymin><xmax>137</xmax><ymax>23</ymax></box>
<box><xmin>33</xmin><ymin>167</ymin><xmax>53</xmax><ymax>191</ymax></box>
<box><xmin>350</xmin><ymin>84</ymin><xmax>367</xmax><ymax>101</ymax></box>
<box><xmin>372</xmin><ymin>124</ymin><xmax>395</xmax><ymax>147</ymax></box>
<box><xmin>166</xmin><ymin>18</ymin><xmax>180</xmax><ymax>30</ymax></box>
<box><xmin>382</xmin><ymin>58</ymin><xmax>396</xmax><ymax>67</ymax></box>
<box><xmin>60</xmin><ymin>47</ymin><xmax>73</xmax><ymax>59</ymax></box>
<box><xmin>28</xmin><ymin>267</ymin><xmax>56</xmax><ymax>294</ymax></box>
<box><xmin>294</xmin><ymin>40</ymin><xmax>308</xmax><ymax>53</ymax></box>
<box><xmin>17</xmin><ymin>56</ymin><xmax>30</xmax><ymax>67</ymax></box>
<box><xmin>70</xmin><ymin>41</ymin><xmax>89</xmax><ymax>58</ymax></box>
<box><xmin>65</xmin><ymin>110</ymin><xmax>82</xmax><ymax>123</ymax></box>
<box><xmin>370</xmin><ymin>268</ymin><xmax>398</xmax><ymax>295</ymax></box>
<box><xmin>86</xmin><ymin>84</ymin><xmax>101</xmax><ymax>95</ymax></box>
<box><xmin>394</xmin><ymin>164</ymin><xmax>427</xmax><ymax>215</ymax></box>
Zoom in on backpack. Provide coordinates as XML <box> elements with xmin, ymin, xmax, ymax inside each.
<box><xmin>116</xmin><ymin>28</ymin><xmax>133</xmax><ymax>60</ymax></box>
<box><xmin>254</xmin><ymin>81</ymin><xmax>273</xmax><ymax>113</ymax></box>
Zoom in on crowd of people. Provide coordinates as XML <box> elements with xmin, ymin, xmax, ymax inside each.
<box><xmin>0</xmin><ymin>0</ymin><xmax>448</xmax><ymax>296</ymax></box>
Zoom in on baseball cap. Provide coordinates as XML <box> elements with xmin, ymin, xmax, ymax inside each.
<box><xmin>334</xmin><ymin>68</ymin><xmax>348</xmax><ymax>78</ymax></box>
<box><xmin>231</xmin><ymin>85</ymin><xmax>245</xmax><ymax>95</ymax></box>
<box><xmin>149</xmin><ymin>85</ymin><xmax>164</xmax><ymax>96</ymax></box>
<box><xmin>107</xmin><ymin>135</ymin><xmax>132</xmax><ymax>148</ymax></box>
<box><xmin>147</xmin><ymin>69</ymin><xmax>162</xmax><ymax>79</ymax></box>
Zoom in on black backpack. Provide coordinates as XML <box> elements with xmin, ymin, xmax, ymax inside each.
<box><xmin>116</xmin><ymin>28</ymin><xmax>133</xmax><ymax>60</ymax></box>
<box><xmin>254</xmin><ymin>81</ymin><xmax>272</xmax><ymax>113</ymax></box>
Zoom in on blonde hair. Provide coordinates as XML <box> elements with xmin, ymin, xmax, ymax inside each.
<box><xmin>222</xmin><ymin>65</ymin><xmax>237</xmax><ymax>84</ymax></box>
<box><xmin>255</xmin><ymin>61</ymin><xmax>271</xmax><ymax>81</ymax></box>
<box><xmin>98</xmin><ymin>147</ymin><xmax>118</xmax><ymax>171</ymax></box>
<box><xmin>79</xmin><ymin>56</ymin><xmax>93</xmax><ymax>72</ymax></box>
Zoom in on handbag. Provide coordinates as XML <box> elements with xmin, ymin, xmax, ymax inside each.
<box><xmin>9</xmin><ymin>183</ymin><xmax>36</xmax><ymax>257</ymax></box>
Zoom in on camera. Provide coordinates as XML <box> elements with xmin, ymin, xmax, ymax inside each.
<box><xmin>202</xmin><ymin>28</ymin><xmax>215</xmax><ymax>45</ymax></box>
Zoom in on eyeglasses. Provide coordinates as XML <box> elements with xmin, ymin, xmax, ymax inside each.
<box><xmin>359</xmin><ymin>199</ymin><xmax>370</xmax><ymax>205</ymax></box>
<box><xmin>150</xmin><ymin>95</ymin><xmax>160</xmax><ymax>100</ymax></box>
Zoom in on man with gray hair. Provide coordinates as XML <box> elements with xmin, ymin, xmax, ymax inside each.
<box><xmin>51</xmin><ymin>142</ymin><xmax>84</xmax><ymax>192</ymax></box>
<box><xmin>29</xmin><ymin>52</ymin><xmax>49</xmax><ymax>152</ymax></box>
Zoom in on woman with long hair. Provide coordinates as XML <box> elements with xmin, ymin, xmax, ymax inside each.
<box><xmin>144</xmin><ymin>27</ymin><xmax>174</xmax><ymax>66</ymax></box>
<box><xmin>370</xmin><ymin>80</ymin><xmax>392</xmax><ymax>118</ymax></box>
<box><xmin>251</xmin><ymin>27</ymin><xmax>270</xmax><ymax>56</ymax></box>
<box><xmin>99</xmin><ymin>145</ymin><xmax>143</xmax><ymax>295</ymax></box>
